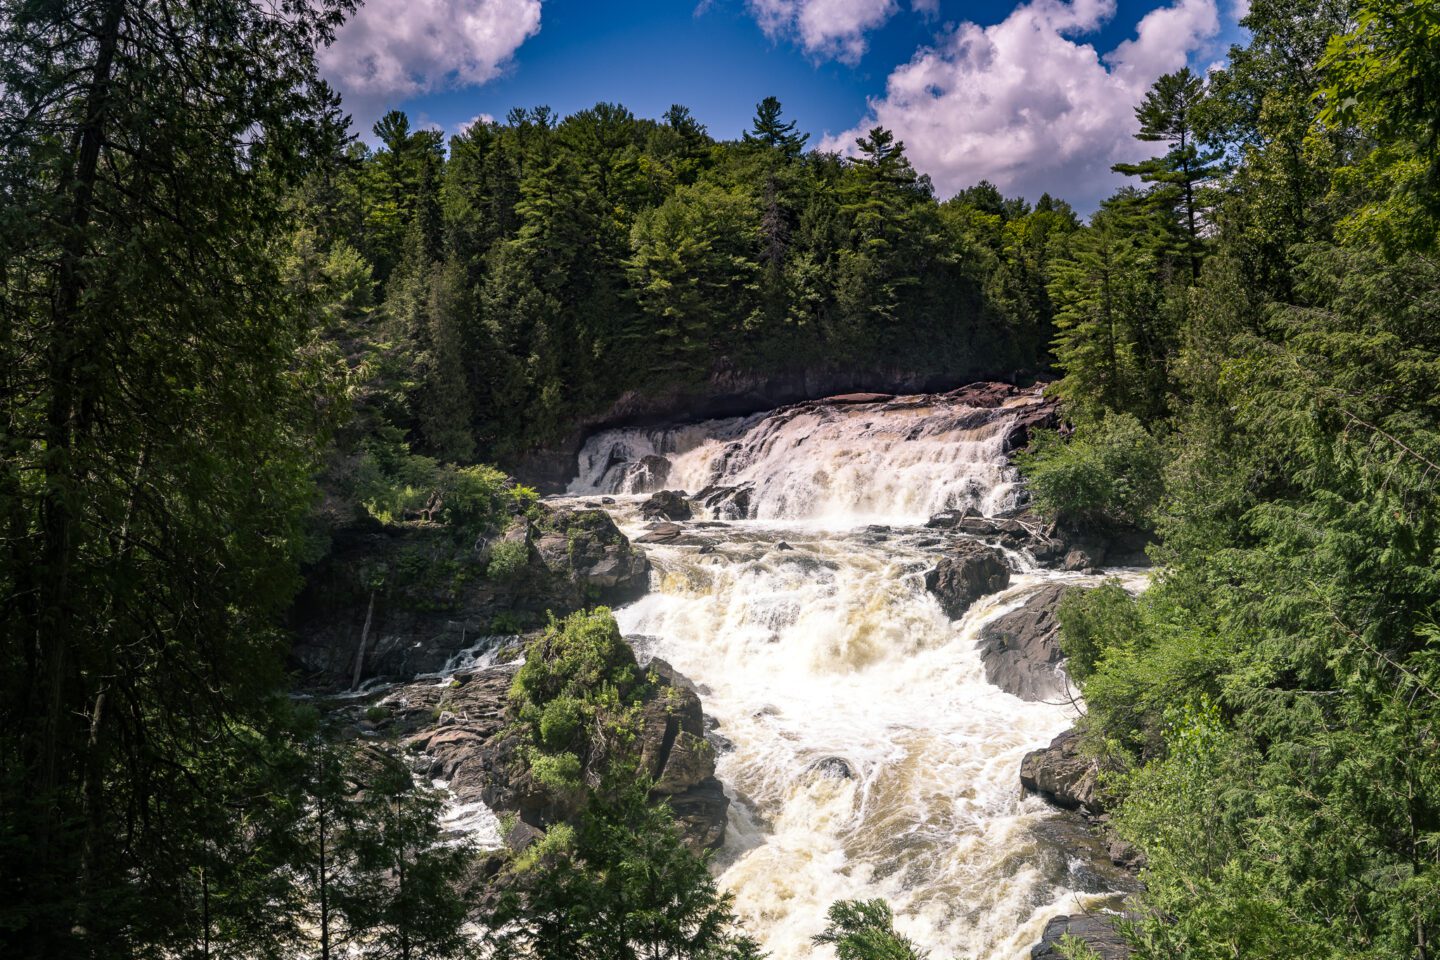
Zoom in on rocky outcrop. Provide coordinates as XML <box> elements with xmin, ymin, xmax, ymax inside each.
<box><xmin>367</xmin><ymin>651</ymin><xmax>728</xmax><ymax>852</ymax></box>
<box><xmin>640</xmin><ymin>489</ymin><xmax>693</xmax><ymax>521</ymax></box>
<box><xmin>1020</xmin><ymin>729</ymin><xmax>1104</xmax><ymax>814</ymax></box>
<box><xmin>977</xmin><ymin>584</ymin><xmax>1074</xmax><ymax>701</ymax></box>
<box><xmin>1031</xmin><ymin>914</ymin><xmax>1131</xmax><ymax>960</ymax></box>
<box><xmin>290</xmin><ymin>504</ymin><xmax>649</xmax><ymax>689</ymax></box>
<box><xmin>511</xmin><ymin>374</ymin><xmax>1052</xmax><ymax>492</ymax></box>
<box><xmin>925</xmin><ymin>540</ymin><xmax>1011</xmax><ymax>619</ymax></box>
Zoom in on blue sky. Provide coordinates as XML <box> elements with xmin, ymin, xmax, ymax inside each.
<box><xmin>319</xmin><ymin>0</ymin><xmax>1249</xmax><ymax>211</ymax></box>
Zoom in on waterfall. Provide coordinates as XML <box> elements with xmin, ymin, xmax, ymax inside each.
<box><xmin>568</xmin><ymin>393</ymin><xmax>1039</xmax><ymax>523</ymax></box>
<box><xmin>559</xmin><ymin>386</ymin><xmax>1130</xmax><ymax>960</ymax></box>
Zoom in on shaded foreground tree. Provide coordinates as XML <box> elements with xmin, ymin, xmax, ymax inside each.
<box><xmin>0</xmin><ymin>0</ymin><xmax>354</xmax><ymax>953</ymax></box>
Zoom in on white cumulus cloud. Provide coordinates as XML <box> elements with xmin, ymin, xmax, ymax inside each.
<box><xmin>821</xmin><ymin>0</ymin><xmax>1220</xmax><ymax>211</ymax></box>
<box><xmin>321</xmin><ymin>0</ymin><xmax>542</xmax><ymax>133</ymax></box>
<box><xmin>747</xmin><ymin>0</ymin><xmax>900</xmax><ymax>63</ymax></box>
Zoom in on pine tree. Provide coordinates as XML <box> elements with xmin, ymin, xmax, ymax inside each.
<box><xmin>1112</xmin><ymin>68</ymin><xmax>1221</xmax><ymax>278</ymax></box>
<box><xmin>742</xmin><ymin>96</ymin><xmax>809</xmax><ymax>157</ymax></box>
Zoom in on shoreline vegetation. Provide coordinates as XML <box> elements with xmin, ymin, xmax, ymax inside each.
<box><xmin>2</xmin><ymin>0</ymin><xmax>1437</xmax><ymax>956</ymax></box>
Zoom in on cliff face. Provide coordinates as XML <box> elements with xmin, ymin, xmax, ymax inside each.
<box><xmin>510</xmin><ymin>365</ymin><xmax>1047</xmax><ymax>491</ymax></box>
<box><xmin>290</xmin><ymin>503</ymin><xmax>649</xmax><ymax>690</ymax></box>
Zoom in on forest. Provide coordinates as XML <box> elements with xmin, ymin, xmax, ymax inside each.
<box><xmin>0</xmin><ymin>0</ymin><xmax>1436</xmax><ymax>956</ymax></box>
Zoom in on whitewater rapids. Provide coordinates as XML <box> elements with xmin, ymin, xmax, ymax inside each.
<box><xmin>560</xmin><ymin>389</ymin><xmax>1133</xmax><ymax>959</ymax></box>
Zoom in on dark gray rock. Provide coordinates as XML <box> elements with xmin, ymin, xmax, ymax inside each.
<box><xmin>1031</xmin><ymin>914</ymin><xmax>1131</xmax><ymax>960</ymax></box>
<box><xmin>976</xmin><ymin>584</ymin><xmax>1075</xmax><ymax>701</ymax></box>
<box><xmin>290</xmin><ymin>504</ymin><xmax>649</xmax><ymax>689</ymax></box>
<box><xmin>378</xmin><ymin>652</ymin><xmax>729</xmax><ymax>851</ymax></box>
<box><xmin>694</xmin><ymin>483</ymin><xmax>753</xmax><ymax>520</ymax></box>
<box><xmin>640</xmin><ymin>489</ymin><xmax>693</xmax><ymax>521</ymax></box>
<box><xmin>808</xmin><ymin>756</ymin><xmax>855</xmax><ymax>780</ymax></box>
<box><xmin>1021</xmin><ymin>729</ymin><xmax>1104</xmax><ymax>814</ymax></box>
<box><xmin>636</xmin><ymin>522</ymin><xmax>683</xmax><ymax>544</ymax></box>
<box><xmin>924</xmin><ymin>541</ymin><xmax>1010</xmax><ymax>619</ymax></box>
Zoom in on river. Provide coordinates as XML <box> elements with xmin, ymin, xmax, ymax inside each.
<box><xmin>555</xmin><ymin>388</ymin><xmax>1131</xmax><ymax>959</ymax></box>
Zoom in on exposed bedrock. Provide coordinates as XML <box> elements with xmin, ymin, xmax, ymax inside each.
<box><xmin>380</xmin><ymin>654</ymin><xmax>728</xmax><ymax>852</ymax></box>
<box><xmin>290</xmin><ymin>503</ymin><xmax>649</xmax><ymax>689</ymax></box>
<box><xmin>1031</xmin><ymin>913</ymin><xmax>1132</xmax><ymax>960</ymax></box>
<box><xmin>1020</xmin><ymin>729</ymin><xmax>1103</xmax><ymax>814</ymax></box>
<box><xmin>976</xmin><ymin>583</ymin><xmax>1074</xmax><ymax>702</ymax></box>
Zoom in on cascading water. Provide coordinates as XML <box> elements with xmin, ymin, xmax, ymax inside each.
<box><xmin>561</xmin><ymin>388</ymin><xmax>1133</xmax><ymax>958</ymax></box>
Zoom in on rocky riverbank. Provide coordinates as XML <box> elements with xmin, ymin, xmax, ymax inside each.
<box><xmin>290</xmin><ymin>502</ymin><xmax>648</xmax><ymax>688</ymax></box>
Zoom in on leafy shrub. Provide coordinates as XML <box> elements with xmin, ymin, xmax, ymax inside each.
<box><xmin>509</xmin><ymin>609</ymin><xmax>647</xmax><ymax>801</ymax></box>
<box><xmin>1016</xmin><ymin>412</ymin><xmax>1164</xmax><ymax>531</ymax></box>
<box><xmin>486</xmin><ymin>539</ymin><xmax>530</xmax><ymax>581</ymax></box>
<box><xmin>1056</xmin><ymin>580</ymin><xmax>1142</xmax><ymax>683</ymax></box>
<box><xmin>348</xmin><ymin>433</ymin><xmax>535</xmax><ymax>534</ymax></box>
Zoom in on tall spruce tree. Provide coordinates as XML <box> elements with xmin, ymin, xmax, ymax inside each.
<box><xmin>0</xmin><ymin>0</ymin><xmax>352</xmax><ymax>952</ymax></box>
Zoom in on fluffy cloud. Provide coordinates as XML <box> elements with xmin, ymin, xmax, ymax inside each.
<box><xmin>747</xmin><ymin>0</ymin><xmax>900</xmax><ymax>62</ymax></box>
<box><xmin>320</xmin><ymin>0</ymin><xmax>541</xmax><ymax>132</ymax></box>
<box><xmin>821</xmin><ymin>0</ymin><xmax>1220</xmax><ymax>211</ymax></box>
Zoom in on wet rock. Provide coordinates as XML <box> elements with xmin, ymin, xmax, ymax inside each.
<box><xmin>1061</xmin><ymin>548</ymin><xmax>1098</xmax><ymax>572</ymax></box>
<box><xmin>1109</xmin><ymin>837</ymin><xmax>1147</xmax><ymax>872</ymax></box>
<box><xmin>636</xmin><ymin>522</ymin><xmax>683</xmax><ymax>544</ymax></box>
<box><xmin>667</xmin><ymin>777</ymin><xmax>729</xmax><ymax>851</ymax></box>
<box><xmin>808</xmin><ymin>756</ymin><xmax>855</xmax><ymax>780</ymax></box>
<box><xmin>976</xmin><ymin>584</ymin><xmax>1074</xmax><ymax>701</ymax></box>
<box><xmin>924</xmin><ymin>541</ymin><xmax>1010</xmax><ymax>619</ymax></box>
<box><xmin>694</xmin><ymin>483</ymin><xmax>753</xmax><ymax>521</ymax></box>
<box><xmin>640</xmin><ymin>489</ymin><xmax>693</xmax><ymax>521</ymax></box>
<box><xmin>1031</xmin><ymin>914</ymin><xmax>1131</xmax><ymax>960</ymax></box>
<box><xmin>774</xmin><ymin>541</ymin><xmax>794</xmax><ymax>551</ymax></box>
<box><xmin>627</xmin><ymin>454</ymin><xmax>672</xmax><ymax>492</ymax></box>
<box><xmin>1020</xmin><ymin>729</ymin><xmax>1104</xmax><ymax>814</ymax></box>
<box><xmin>388</xmin><ymin>653</ymin><xmax>729</xmax><ymax>851</ymax></box>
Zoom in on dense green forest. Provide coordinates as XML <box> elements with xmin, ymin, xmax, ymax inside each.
<box><xmin>294</xmin><ymin>96</ymin><xmax>1074</xmax><ymax>463</ymax></box>
<box><xmin>1</xmin><ymin>0</ymin><xmax>1437</xmax><ymax>955</ymax></box>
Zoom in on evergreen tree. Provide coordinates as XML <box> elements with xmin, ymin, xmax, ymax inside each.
<box><xmin>0</xmin><ymin>0</ymin><xmax>352</xmax><ymax>952</ymax></box>
<box><xmin>813</xmin><ymin>899</ymin><xmax>928</xmax><ymax>960</ymax></box>
<box><xmin>742</xmin><ymin>96</ymin><xmax>809</xmax><ymax>157</ymax></box>
<box><xmin>1112</xmin><ymin>68</ymin><xmax>1221</xmax><ymax>278</ymax></box>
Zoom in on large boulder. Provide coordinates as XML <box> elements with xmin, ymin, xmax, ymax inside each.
<box><xmin>925</xmin><ymin>541</ymin><xmax>1011</xmax><ymax>619</ymax></box>
<box><xmin>1031</xmin><ymin>914</ymin><xmax>1131</xmax><ymax>960</ymax></box>
<box><xmin>532</xmin><ymin>507</ymin><xmax>650</xmax><ymax>593</ymax></box>
<box><xmin>977</xmin><ymin>584</ymin><xmax>1074</xmax><ymax>701</ymax></box>
<box><xmin>381</xmin><ymin>652</ymin><xmax>729</xmax><ymax>852</ymax></box>
<box><xmin>639</xmin><ymin>489</ymin><xmax>693</xmax><ymax>522</ymax></box>
<box><xmin>1020</xmin><ymin>729</ymin><xmax>1104</xmax><ymax>814</ymax></box>
<box><xmin>369</xmin><ymin>652</ymin><xmax>729</xmax><ymax>852</ymax></box>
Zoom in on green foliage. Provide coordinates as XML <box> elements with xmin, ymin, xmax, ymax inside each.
<box><xmin>812</xmin><ymin>899</ymin><xmax>928</xmax><ymax>960</ymax></box>
<box><xmin>509</xmin><ymin>609</ymin><xmax>649</xmax><ymax>804</ymax></box>
<box><xmin>492</xmin><ymin>774</ymin><xmax>761</xmax><ymax>960</ymax></box>
<box><xmin>486</xmin><ymin>539</ymin><xmax>531</xmax><ymax>582</ymax></box>
<box><xmin>1017</xmin><ymin>413</ymin><xmax>1164</xmax><ymax>532</ymax></box>
<box><xmin>1056</xmin><ymin>581</ymin><xmax>1141</xmax><ymax>684</ymax></box>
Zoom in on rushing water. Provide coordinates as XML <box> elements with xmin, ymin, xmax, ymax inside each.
<box><xmin>560</xmin><ymin>390</ymin><xmax>1133</xmax><ymax>959</ymax></box>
